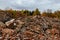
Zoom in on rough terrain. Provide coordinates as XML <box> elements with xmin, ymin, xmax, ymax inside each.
<box><xmin>0</xmin><ymin>14</ymin><xmax>60</xmax><ymax>40</ymax></box>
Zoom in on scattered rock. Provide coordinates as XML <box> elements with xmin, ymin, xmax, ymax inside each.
<box><xmin>0</xmin><ymin>15</ymin><xmax>60</xmax><ymax>40</ymax></box>
<box><xmin>0</xmin><ymin>12</ymin><xmax>11</xmax><ymax>23</ymax></box>
<box><xmin>0</xmin><ymin>22</ymin><xmax>6</xmax><ymax>28</ymax></box>
<box><xmin>2</xmin><ymin>28</ymin><xmax>15</xmax><ymax>35</ymax></box>
<box><xmin>5</xmin><ymin>19</ymin><xmax>15</xmax><ymax>26</ymax></box>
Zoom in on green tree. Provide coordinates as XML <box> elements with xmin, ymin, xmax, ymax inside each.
<box><xmin>33</xmin><ymin>8</ymin><xmax>40</xmax><ymax>16</ymax></box>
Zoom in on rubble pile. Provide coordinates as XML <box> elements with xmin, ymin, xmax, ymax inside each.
<box><xmin>0</xmin><ymin>15</ymin><xmax>60</xmax><ymax>40</ymax></box>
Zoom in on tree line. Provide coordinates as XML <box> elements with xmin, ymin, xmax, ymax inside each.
<box><xmin>0</xmin><ymin>8</ymin><xmax>60</xmax><ymax>18</ymax></box>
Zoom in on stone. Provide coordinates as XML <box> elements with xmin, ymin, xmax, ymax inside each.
<box><xmin>0</xmin><ymin>21</ymin><xmax>6</xmax><ymax>28</ymax></box>
<box><xmin>5</xmin><ymin>19</ymin><xmax>15</xmax><ymax>27</ymax></box>
<box><xmin>2</xmin><ymin>28</ymin><xmax>15</xmax><ymax>35</ymax></box>
<box><xmin>0</xmin><ymin>12</ymin><xmax>11</xmax><ymax>23</ymax></box>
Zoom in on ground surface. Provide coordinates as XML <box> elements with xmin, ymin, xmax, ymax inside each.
<box><xmin>0</xmin><ymin>15</ymin><xmax>60</xmax><ymax>40</ymax></box>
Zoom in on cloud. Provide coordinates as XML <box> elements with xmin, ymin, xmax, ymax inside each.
<box><xmin>0</xmin><ymin>0</ymin><xmax>60</xmax><ymax>11</ymax></box>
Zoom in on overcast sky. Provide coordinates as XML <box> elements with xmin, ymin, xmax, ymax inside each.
<box><xmin>0</xmin><ymin>0</ymin><xmax>60</xmax><ymax>11</ymax></box>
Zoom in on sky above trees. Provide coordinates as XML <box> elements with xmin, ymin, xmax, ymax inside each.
<box><xmin>0</xmin><ymin>0</ymin><xmax>60</xmax><ymax>12</ymax></box>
